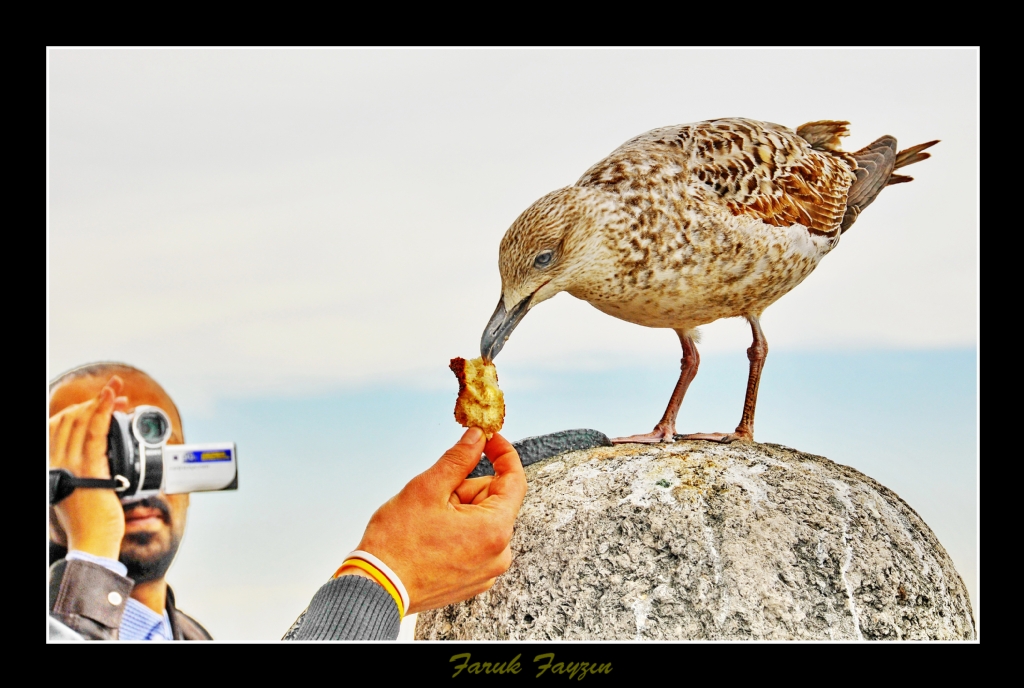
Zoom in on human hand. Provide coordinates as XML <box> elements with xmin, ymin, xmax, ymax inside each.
<box><xmin>340</xmin><ymin>427</ymin><xmax>528</xmax><ymax>614</ymax></box>
<box><xmin>48</xmin><ymin>376</ymin><xmax>128</xmax><ymax>560</ymax></box>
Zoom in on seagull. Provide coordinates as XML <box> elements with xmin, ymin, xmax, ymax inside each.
<box><xmin>479</xmin><ymin>118</ymin><xmax>937</xmax><ymax>444</ymax></box>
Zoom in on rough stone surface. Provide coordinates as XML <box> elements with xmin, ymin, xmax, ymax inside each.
<box><xmin>469</xmin><ymin>428</ymin><xmax>612</xmax><ymax>478</ymax></box>
<box><xmin>417</xmin><ymin>441</ymin><xmax>975</xmax><ymax>640</ymax></box>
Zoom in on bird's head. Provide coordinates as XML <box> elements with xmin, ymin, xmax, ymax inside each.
<box><xmin>481</xmin><ymin>186</ymin><xmax>617</xmax><ymax>361</ymax></box>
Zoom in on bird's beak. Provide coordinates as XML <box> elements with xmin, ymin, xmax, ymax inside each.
<box><xmin>480</xmin><ymin>294</ymin><xmax>531</xmax><ymax>362</ymax></box>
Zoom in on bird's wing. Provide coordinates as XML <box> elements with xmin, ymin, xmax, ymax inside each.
<box><xmin>583</xmin><ymin>118</ymin><xmax>858</xmax><ymax>237</ymax></box>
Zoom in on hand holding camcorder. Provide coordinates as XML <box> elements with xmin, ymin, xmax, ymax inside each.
<box><xmin>49</xmin><ymin>405</ymin><xmax>237</xmax><ymax>505</ymax></box>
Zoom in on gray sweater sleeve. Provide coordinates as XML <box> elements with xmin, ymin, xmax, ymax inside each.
<box><xmin>282</xmin><ymin>575</ymin><xmax>401</xmax><ymax>640</ymax></box>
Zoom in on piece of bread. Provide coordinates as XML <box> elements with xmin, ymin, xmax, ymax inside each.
<box><xmin>450</xmin><ymin>357</ymin><xmax>505</xmax><ymax>439</ymax></box>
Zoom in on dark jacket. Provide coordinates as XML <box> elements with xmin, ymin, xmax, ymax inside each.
<box><xmin>48</xmin><ymin>558</ymin><xmax>212</xmax><ymax>640</ymax></box>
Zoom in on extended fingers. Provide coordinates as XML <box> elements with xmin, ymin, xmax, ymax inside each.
<box><xmin>83</xmin><ymin>388</ymin><xmax>117</xmax><ymax>476</ymax></box>
<box><xmin>49</xmin><ymin>378</ymin><xmax>121</xmax><ymax>475</ymax></box>
<box><xmin>484</xmin><ymin>433</ymin><xmax>516</xmax><ymax>469</ymax></box>
<box><xmin>64</xmin><ymin>394</ymin><xmax>105</xmax><ymax>468</ymax></box>
<box><xmin>50</xmin><ymin>413</ymin><xmax>75</xmax><ymax>468</ymax></box>
<box><xmin>478</xmin><ymin>433</ymin><xmax>527</xmax><ymax>508</ymax></box>
<box><xmin>105</xmin><ymin>376</ymin><xmax>124</xmax><ymax>396</ymax></box>
<box><xmin>416</xmin><ymin>428</ymin><xmax>486</xmax><ymax>500</ymax></box>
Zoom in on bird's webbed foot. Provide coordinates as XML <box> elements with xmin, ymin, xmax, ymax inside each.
<box><xmin>611</xmin><ymin>423</ymin><xmax>676</xmax><ymax>444</ymax></box>
<box><xmin>673</xmin><ymin>431</ymin><xmax>753</xmax><ymax>444</ymax></box>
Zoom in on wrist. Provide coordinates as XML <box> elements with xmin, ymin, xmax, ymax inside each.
<box><xmin>65</xmin><ymin>550</ymin><xmax>128</xmax><ymax>577</ymax></box>
<box><xmin>333</xmin><ymin>550</ymin><xmax>410</xmax><ymax>619</ymax></box>
<box><xmin>335</xmin><ymin>565</ymin><xmax>376</xmax><ymax>581</ymax></box>
<box><xmin>58</xmin><ymin>495</ymin><xmax>125</xmax><ymax>561</ymax></box>
<box><xmin>66</xmin><ymin>532</ymin><xmax>122</xmax><ymax>560</ymax></box>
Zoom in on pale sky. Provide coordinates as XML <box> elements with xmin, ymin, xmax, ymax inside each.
<box><xmin>48</xmin><ymin>48</ymin><xmax>977</xmax><ymax>411</ymax></box>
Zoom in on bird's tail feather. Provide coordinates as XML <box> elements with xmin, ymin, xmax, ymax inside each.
<box><xmin>894</xmin><ymin>140</ymin><xmax>939</xmax><ymax>170</ymax></box>
<box><xmin>886</xmin><ymin>139</ymin><xmax>940</xmax><ymax>186</ymax></box>
<box><xmin>840</xmin><ymin>136</ymin><xmax>938</xmax><ymax>233</ymax></box>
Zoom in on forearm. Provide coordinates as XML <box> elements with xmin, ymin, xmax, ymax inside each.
<box><xmin>282</xmin><ymin>575</ymin><xmax>401</xmax><ymax>641</ymax></box>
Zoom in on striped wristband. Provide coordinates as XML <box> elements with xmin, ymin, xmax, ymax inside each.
<box><xmin>333</xmin><ymin>550</ymin><xmax>410</xmax><ymax>619</ymax></box>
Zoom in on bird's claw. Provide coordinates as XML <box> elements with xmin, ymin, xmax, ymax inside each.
<box><xmin>611</xmin><ymin>426</ymin><xmax>676</xmax><ymax>444</ymax></box>
<box><xmin>674</xmin><ymin>432</ymin><xmax>752</xmax><ymax>444</ymax></box>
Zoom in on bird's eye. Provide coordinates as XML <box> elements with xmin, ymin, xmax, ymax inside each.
<box><xmin>534</xmin><ymin>251</ymin><xmax>554</xmax><ymax>269</ymax></box>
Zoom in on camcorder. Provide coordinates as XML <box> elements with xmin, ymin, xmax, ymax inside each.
<box><xmin>49</xmin><ymin>406</ymin><xmax>237</xmax><ymax>505</ymax></box>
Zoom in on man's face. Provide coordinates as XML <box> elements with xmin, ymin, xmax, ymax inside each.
<box><xmin>49</xmin><ymin>371</ymin><xmax>190</xmax><ymax>582</ymax></box>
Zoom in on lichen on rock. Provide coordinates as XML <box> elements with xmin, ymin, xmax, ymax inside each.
<box><xmin>416</xmin><ymin>441</ymin><xmax>975</xmax><ymax>641</ymax></box>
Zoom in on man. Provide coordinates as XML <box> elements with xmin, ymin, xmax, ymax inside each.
<box><xmin>48</xmin><ymin>363</ymin><xmax>211</xmax><ymax>639</ymax></box>
<box><xmin>48</xmin><ymin>362</ymin><xmax>528</xmax><ymax>640</ymax></box>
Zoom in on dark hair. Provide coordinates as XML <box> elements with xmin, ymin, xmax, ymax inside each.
<box><xmin>48</xmin><ymin>362</ymin><xmax>184</xmax><ymax>439</ymax></box>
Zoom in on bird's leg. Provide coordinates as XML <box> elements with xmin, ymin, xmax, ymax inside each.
<box><xmin>733</xmin><ymin>315</ymin><xmax>768</xmax><ymax>440</ymax></box>
<box><xmin>612</xmin><ymin>331</ymin><xmax>699</xmax><ymax>444</ymax></box>
<box><xmin>678</xmin><ymin>315</ymin><xmax>767</xmax><ymax>444</ymax></box>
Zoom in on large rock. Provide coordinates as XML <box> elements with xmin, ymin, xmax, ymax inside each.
<box><xmin>416</xmin><ymin>441</ymin><xmax>975</xmax><ymax>640</ymax></box>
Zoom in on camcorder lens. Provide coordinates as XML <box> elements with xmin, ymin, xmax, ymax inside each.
<box><xmin>136</xmin><ymin>412</ymin><xmax>169</xmax><ymax>444</ymax></box>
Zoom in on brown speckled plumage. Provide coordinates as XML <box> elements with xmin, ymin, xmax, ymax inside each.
<box><xmin>484</xmin><ymin>117</ymin><xmax>937</xmax><ymax>444</ymax></box>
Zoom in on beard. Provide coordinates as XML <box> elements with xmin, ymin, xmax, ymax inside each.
<box><xmin>118</xmin><ymin>497</ymin><xmax>183</xmax><ymax>584</ymax></box>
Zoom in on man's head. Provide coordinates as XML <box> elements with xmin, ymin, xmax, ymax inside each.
<box><xmin>49</xmin><ymin>363</ymin><xmax>189</xmax><ymax>583</ymax></box>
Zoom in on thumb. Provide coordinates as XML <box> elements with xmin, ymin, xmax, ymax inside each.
<box><xmin>420</xmin><ymin>427</ymin><xmax>486</xmax><ymax>497</ymax></box>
